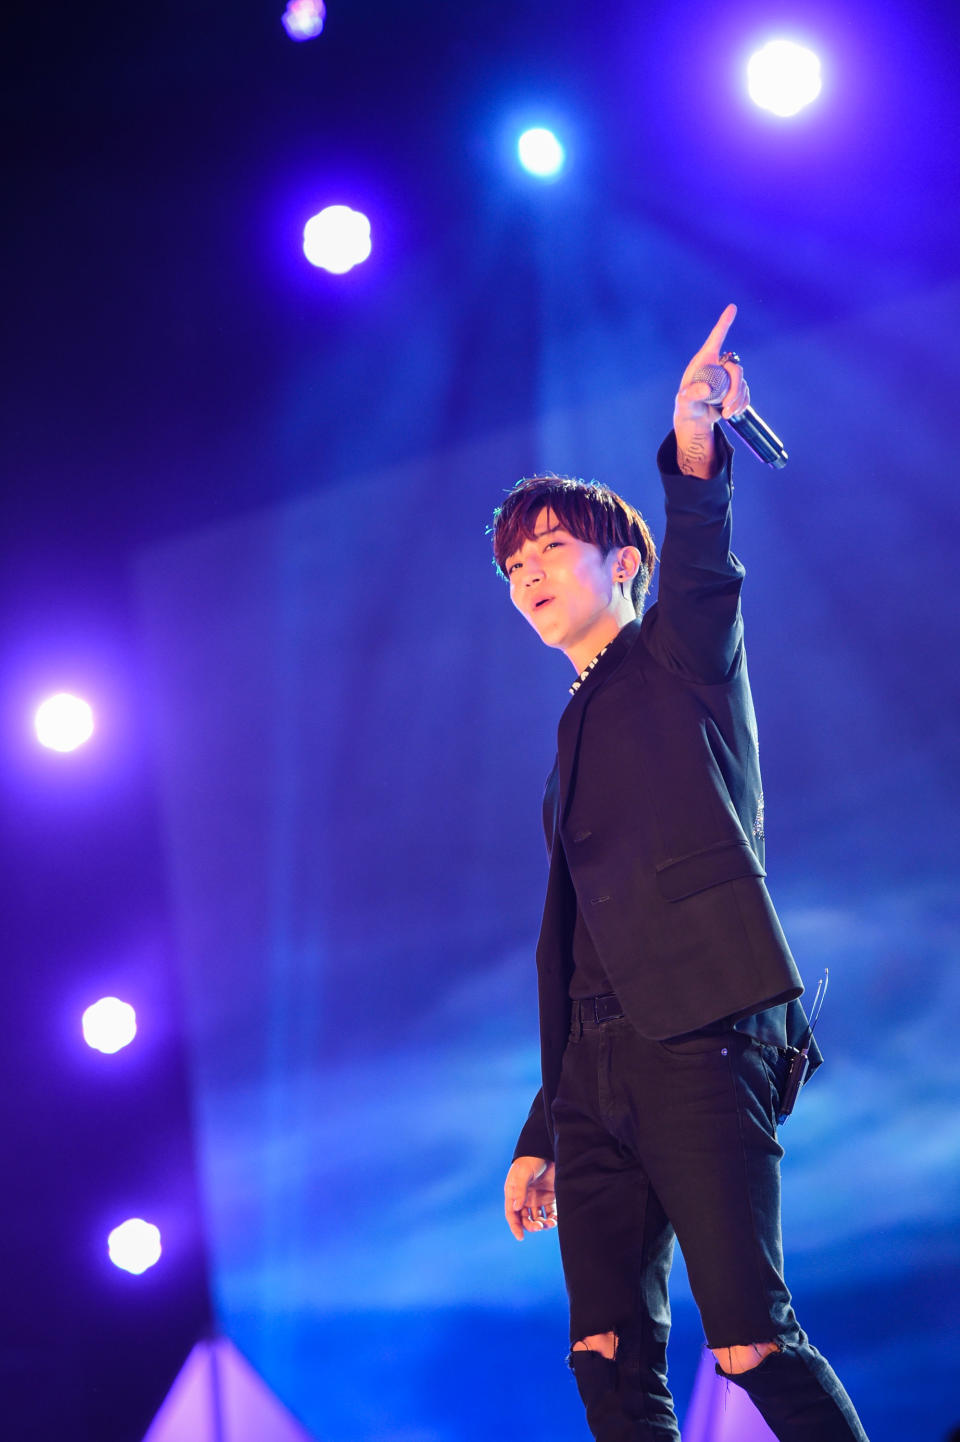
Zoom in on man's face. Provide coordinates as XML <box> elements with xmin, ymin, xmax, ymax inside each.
<box><xmin>504</xmin><ymin>507</ymin><xmax>621</xmax><ymax>659</ymax></box>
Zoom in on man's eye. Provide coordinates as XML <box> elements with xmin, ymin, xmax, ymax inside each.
<box><xmin>544</xmin><ymin>541</ymin><xmax>562</xmax><ymax>551</ymax></box>
<box><xmin>507</xmin><ymin>562</ymin><xmax>521</xmax><ymax>575</ymax></box>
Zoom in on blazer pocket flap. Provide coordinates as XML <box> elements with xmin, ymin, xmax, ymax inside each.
<box><xmin>655</xmin><ymin>839</ymin><xmax>765</xmax><ymax>901</ymax></box>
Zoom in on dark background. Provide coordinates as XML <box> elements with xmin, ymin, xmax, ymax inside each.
<box><xmin>3</xmin><ymin>1</ymin><xmax>960</xmax><ymax>1438</ymax></box>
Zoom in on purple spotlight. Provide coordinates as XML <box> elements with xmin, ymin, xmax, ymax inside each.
<box><xmin>282</xmin><ymin>0</ymin><xmax>325</xmax><ymax>41</ymax></box>
<box><xmin>108</xmin><ymin>1218</ymin><xmax>162</xmax><ymax>1275</ymax></box>
<box><xmin>82</xmin><ymin>997</ymin><xmax>137</xmax><ymax>1054</ymax></box>
<box><xmin>34</xmin><ymin>692</ymin><xmax>94</xmax><ymax>752</ymax></box>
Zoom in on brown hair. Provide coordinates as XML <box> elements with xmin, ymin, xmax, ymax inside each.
<box><xmin>490</xmin><ymin>474</ymin><xmax>657</xmax><ymax>613</ymax></box>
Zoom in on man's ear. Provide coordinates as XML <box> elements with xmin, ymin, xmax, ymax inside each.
<box><xmin>612</xmin><ymin>546</ymin><xmax>642</xmax><ymax>580</ymax></box>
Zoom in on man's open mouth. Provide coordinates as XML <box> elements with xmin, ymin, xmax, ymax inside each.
<box><xmin>534</xmin><ymin>596</ymin><xmax>553</xmax><ymax>609</ymax></box>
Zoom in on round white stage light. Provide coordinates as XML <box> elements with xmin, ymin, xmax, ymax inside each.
<box><xmin>34</xmin><ymin>693</ymin><xmax>94</xmax><ymax>752</ymax></box>
<box><xmin>748</xmin><ymin>40</ymin><xmax>823</xmax><ymax>118</ymax></box>
<box><xmin>107</xmin><ymin>1219</ymin><xmax>162</xmax><ymax>1275</ymax></box>
<box><xmin>303</xmin><ymin>206</ymin><xmax>372</xmax><ymax>273</ymax></box>
<box><xmin>82</xmin><ymin>997</ymin><xmax>138</xmax><ymax>1054</ymax></box>
<box><xmin>517</xmin><ymin>127</ymin><xmax>566</xmax><ymax>178</ymax></box>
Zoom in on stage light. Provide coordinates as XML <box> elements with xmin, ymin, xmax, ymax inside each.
<box><xmin>517</xmin><ymin>127</ymin><xmax>565</xmax><ymax>178</ymax></box>
<box><xmin>282</xmin><ymin>0</ymin><xmax>325</xmax><ymax>41</ymax></box>
<box><xmin>82</xmin><ymin>997</ymin><xmax>138</xmax><ymax>1054</ymax></box>
<box><xmin>302</xmin><ymin>206</ymin><xmax>372</xmax><ymax>274</ymax></box>
<box><xmin>747</xmin><ymin>40</ymin><xmax>822</xmax><ymax>117</ymax></box>
<box><xmin>108</xmin><ymin>1219</ymin><xmax>162</xmax><ymax>1275</ymax></box>
<box><xmin>34</xmin><ymin>693</ymin><xmax>94</xmax><ymax>752</ymax></box>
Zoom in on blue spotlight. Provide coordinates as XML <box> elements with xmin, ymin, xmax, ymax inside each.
<box><xmin>747</xmin><ymin>39</ymin><xmax>823</xmax><ymax>117</ymax></box>
<box><xmin>282</xmin><ymin>0</ymin><xmax>325</xmax><ymax>41</ymax></box>
<box><xmin>517</xmin><ymin>127</ymin><xmax>565</xmax><ymax>179</ymax></box>
<box><xmin>302</xmin><ymin>206</ymin><xmax>372</xmax><ymax>274</ymax></box>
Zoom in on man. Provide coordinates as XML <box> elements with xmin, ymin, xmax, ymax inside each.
<box><xmin>492</xmin><ymin>307</ymin><xmax>869</xmax><ymax>1441</ymax></box>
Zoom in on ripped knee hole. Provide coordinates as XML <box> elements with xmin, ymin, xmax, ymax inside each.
<box><xmin>572</xmin><ymin>1332</ymin><xmax>618</xmax><ymax>1360</ymax></box>
<box><xmin>711</xmin><ymin>1340</ymin><xmax>780</xmax><ymax>1375</ymax></box>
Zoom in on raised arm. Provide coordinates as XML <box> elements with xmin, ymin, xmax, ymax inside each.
<box><xmin>647</xmin><ymin>306</ymin><xmax>751</xmax><ymax>684</ymax></box>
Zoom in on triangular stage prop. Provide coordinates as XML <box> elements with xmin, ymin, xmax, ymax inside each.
<box><xmin>143</xmin><ymin>1334</ymin><xmax>776</xmax><ymax>1441</ymax></box>
<box><xmin>142</xmin><ymin>1336</ymin><xmax>317</xmax><ymax>1442</ymax></box>
<box><xmin>683</xmin><ymin>1349</ymin><xmax>777</xmax><ymax>1441</ymax></box>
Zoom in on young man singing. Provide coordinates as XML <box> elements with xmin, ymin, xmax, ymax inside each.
<box><xmin>493</xmin><ymin>306</ymin><xmax>869</xmax><ymax>1441</ymax></box>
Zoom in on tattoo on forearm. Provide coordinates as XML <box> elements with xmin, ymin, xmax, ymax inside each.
<box><xmin>678</xmin><ymin>433</ymin><xmax>708</xmax><ymax>476</ymax></box>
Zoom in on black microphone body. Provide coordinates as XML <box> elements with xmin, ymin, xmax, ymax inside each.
<box><xmin>776</xmin><ymin>1048</ymin><xmax>810</xmax><ymax>1124</ymax></box>
<box><xmin>691</xmin><ymin>361</ymin><xmax>788</xmax><ymax>469</ymax></box>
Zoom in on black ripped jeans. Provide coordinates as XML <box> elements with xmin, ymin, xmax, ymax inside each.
<box><xmin>552</xmin><ymin>1013</ymin><xmax>867</xmax><ymax>1440</ymax></box>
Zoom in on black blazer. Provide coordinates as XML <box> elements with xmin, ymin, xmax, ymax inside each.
<box><xmin>515</xmin><ymin>433</ymin><xmax>812</xmax><ymax>1162</ymax></box>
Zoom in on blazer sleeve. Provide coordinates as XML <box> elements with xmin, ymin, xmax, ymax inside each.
<box><xmin>513</xmin><ymin>1088</ymin><xmax>554</xmax><ymax>1162</ymax></box>
<box><xmin>645</xmin><ymin>429</ymin><xmax>745</xmax><ymax>685</ymax></box>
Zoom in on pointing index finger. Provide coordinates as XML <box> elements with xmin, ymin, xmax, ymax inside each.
<box><xmin>702</xmin><ymin>303</ymin><xmax>738</xmax><ymax>358</ymax></box>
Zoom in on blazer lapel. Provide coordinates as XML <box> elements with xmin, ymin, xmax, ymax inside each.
<box><xmin>555</xmin><ymin>620</ymin><xmax>642</xmax><ymax>825</ymax></box>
